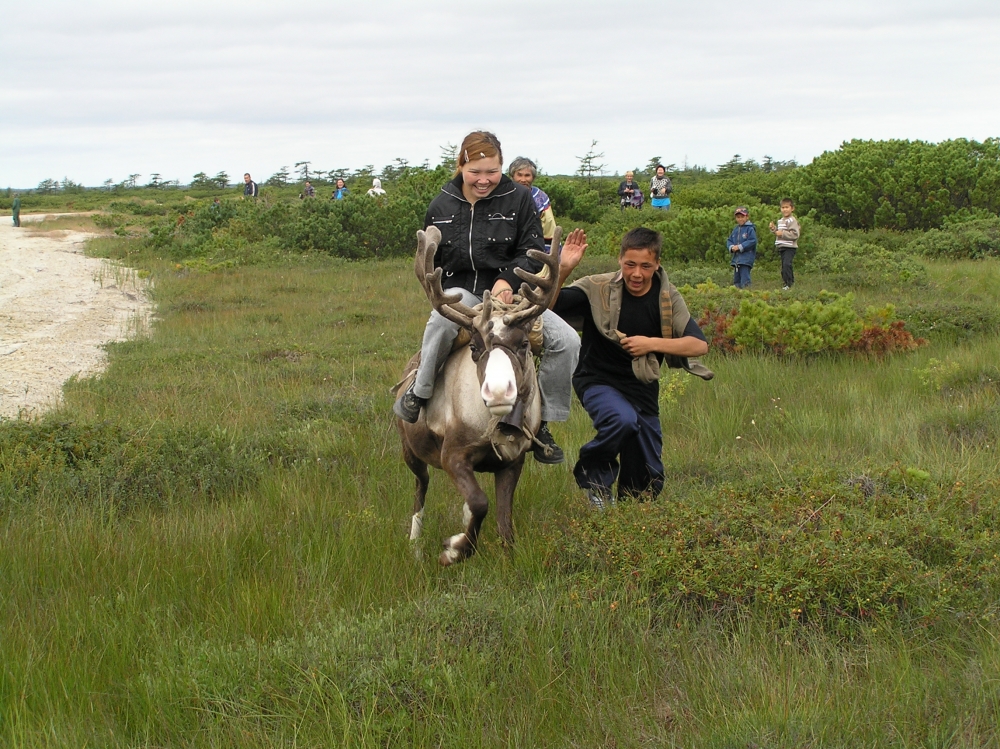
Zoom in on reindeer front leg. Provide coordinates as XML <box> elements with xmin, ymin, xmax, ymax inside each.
<box><xmin>440</xmin><ymin>456</ymin><xmax>489</xmax><ymax>566</ymax></box>
<box><xmin>494</xmin><ymin>455</ymin><xmax>525</xmax><ymax>547</ymax></box>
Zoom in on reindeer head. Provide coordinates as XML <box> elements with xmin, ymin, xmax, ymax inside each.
<box><xmin>415</xmin><ymin>226</ymin><xmax>562</xmax><ymax>416</ymax></box>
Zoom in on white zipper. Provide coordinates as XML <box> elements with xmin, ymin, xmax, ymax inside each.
<box><xmin>469</xmin><ymin>202</ymin><xmax>477</xmax><ymax>292</ymax></box>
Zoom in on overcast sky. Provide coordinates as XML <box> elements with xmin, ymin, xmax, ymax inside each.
<box><xmin>2</xmin><ymin>0</ymin><xmax>998</xmax><ymax>188</ymax></box>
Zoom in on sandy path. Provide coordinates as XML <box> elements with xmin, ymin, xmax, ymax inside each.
<box><xmin>0</xmin><ymin>217</ymin><xmax>152</xmax><ymax>418</ymax></box>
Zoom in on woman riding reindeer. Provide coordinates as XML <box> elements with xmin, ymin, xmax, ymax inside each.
<box><xmin>393</xmin><ymin>131</ymin><xmax>580</xmax><ymax>464</ymax></box>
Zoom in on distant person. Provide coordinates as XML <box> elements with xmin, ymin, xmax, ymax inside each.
<box><xmin>769</xmin><ymin>198</ymin><xmax>800</xmax><ymax>290</ymax></box>
<box><xmin>301</xmin><ymin>181</ymin><xmax>315</xmax><ymax>199</ymax></box>
<box><xmin>727</xmin><ymin>206</ymin><xmax>758</xmax><ymax>289</ymax></box>
<box><xmin>649</xmin><ymin>165</ymin><xmax>672</xmax><ymax>211</ymax></box>
<box><xmin>618</xmin><ymin>171</ymin><xmax>640</xmax><ymax>210</ymax></box>
<box><xmin>366</xmin><ymin>178</ymin><xmax>386</xmax><ymax>197</ymax></box>
<box><xmin>11</xmin><ymin>193</ymin><xmax>20</xmax><ymax>227</ymax></box>
<box><xmin>550</xmin><ymin>227</ymin><xmax>711</xmax><ymax>508</ymax></box>
<box><xmin>243</xmin><ymin>173</ymin><xmax>258</xmax><ymax>198</ymax></box>
<box><xmin>332</xmin><ymin>178</ymin><xmax>349</xmax><ymax>200</ymax></box>
<box><xmin>508</xmin><ymin>156</ymin><xmax>556</xmax><ymax>247</ymax></box>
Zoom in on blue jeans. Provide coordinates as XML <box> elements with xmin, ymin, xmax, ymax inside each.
<box><xmin>573</xmin><ymin>385</ymin><xmax>664</xmax><ymax>500</ymax></box>
<box><xmin>732</xmin><ymin>264</ymin><xmax>752</xmax><ymax>289</ymax></box>
<box><xmin>412</xmin><ymin>287</ymin><xmax>580</xmax><ymax>422</ymax></box>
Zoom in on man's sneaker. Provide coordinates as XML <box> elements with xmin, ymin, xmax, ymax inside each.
<box><xmin>782</xmin><ymin>285</ymin><xmax>791</xmax><ymax>291</ymax></box>
<box><xmin>393</xmin><ymin>385</ymin><xmax>425</xmax><ymax>423</ymax></box>
<box><xmin>533</xmin><ymin>422</ymin><xmax>565</xmax><ymax>464</ymax></box>
<box><xmin>585</xmin><ymin>487</ymin><xmax>614</xmax><ymax>510</ymax></box>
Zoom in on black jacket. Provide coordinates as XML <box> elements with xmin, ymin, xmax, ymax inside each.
<box><xmin>424</xmin><ymin>174</ymin><xmax>545</xmax><ymax>297</ymax></box>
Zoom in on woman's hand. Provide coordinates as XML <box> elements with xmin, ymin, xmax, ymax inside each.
<box><xmin>491</xmin><ymin>280</ymin><xmax>514</xmax><ymax>304</ymax></box>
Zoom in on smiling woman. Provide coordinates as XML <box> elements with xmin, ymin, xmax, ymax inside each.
<box><xmin>393</xmin><ymin>130</ymin><xmax>581</xmax><ymax>466</ymax></box>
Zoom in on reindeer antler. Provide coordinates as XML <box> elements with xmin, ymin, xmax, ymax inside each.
<box><xmin>414</xmin><ymin>227</ymin><xmax>479</xmax><ymax>329</ymax></box>
<box><xmin>504</xmin><ymin>227</ymin><xmax>563</xmax><ymax>327</ymax></box>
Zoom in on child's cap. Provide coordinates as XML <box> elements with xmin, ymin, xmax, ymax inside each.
<box><xmin>734</xmin><ymin>206</ymin><xmax>749</xmax><ymax>216</ymax></box>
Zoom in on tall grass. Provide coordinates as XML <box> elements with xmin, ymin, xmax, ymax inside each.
<box><xmin>1</xmin><ymin>249</ymin><xmax>999</xmax><ymax>745</ymax></box>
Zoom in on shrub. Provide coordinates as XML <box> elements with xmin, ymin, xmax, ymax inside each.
<box><xmin>690</xmin><ymin>286</ymin><xmax>925</xmax><ymax>356</ymax></box>
<box><xmin>789</xmin><ymin>137</ymin><xmax>1000</xmax><ymax>230</ymax></box>
<box><xmin>800</xmin><ymin>236</ymin><xmax>928</xmax><ymax>287</ymax></box>
<box><xmin>904</xmin><ymin>217</ymin><xmax>1000</xmax><ymax>259</ymax></box>
<box><xmin>553</xmin><ymin>471</ymin><xmax>1000</xmax><ymax>627</ymax></box>
<box><xmin>0</xmin><ymin>419</ymin><xmax>263</xmax><ymax>509</ymax></box>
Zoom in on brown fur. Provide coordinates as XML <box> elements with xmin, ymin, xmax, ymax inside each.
<box><xmin>397</xmin><ymin>226</ymin><xmax>562</xmax><ymax>565</ymax></box>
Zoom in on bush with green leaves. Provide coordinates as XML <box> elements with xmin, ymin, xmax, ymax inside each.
<box><xmin>554</xmin><ymin>470</ymin><xmax>1000</xmax><ymax>628</ymax></box>
<box><xmin>800</xmin><ymin>236</ymin><xmax>928</xmax><ymax>286</ymax></box>
<box><xmin>789</xmin><ymin>137</ymin><xmax>1000</xmax><ymax>230</ymax></box>
<box><xmin>904</xmin><ymin>216</ymin><xmax>1000</xmax><ymax>259</ymax></box>
<box><xmin>689</xmin><ymin>284</ymin><xmax>924</xmax><ymax>356</ymax></box>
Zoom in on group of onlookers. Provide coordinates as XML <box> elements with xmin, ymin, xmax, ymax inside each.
<box><xmin>241</xmin><ymin>172</ymin><xmax>385</xmax><ymax>201</ymax></box>
<box><xmin>617</xmin><ymin>166</ymin><xmax>674</xmax><ymax>211</ymax></box>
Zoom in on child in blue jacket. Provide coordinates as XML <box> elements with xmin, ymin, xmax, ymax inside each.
<box><xmin>727</xmin><ymin>206</ymin><xmax>757</xmax><ymax>288</ymax></box>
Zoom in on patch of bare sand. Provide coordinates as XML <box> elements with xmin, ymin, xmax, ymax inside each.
<box><xmin>0</xmin><ymin>220</ymin><xmax>152</xmax><ymax>418</ymax></box>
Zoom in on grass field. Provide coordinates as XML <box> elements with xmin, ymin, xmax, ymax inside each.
<box><xmin>1</xmin><ymin>243</ymin><xmax>999</xmax><ymax>746</ymax></box>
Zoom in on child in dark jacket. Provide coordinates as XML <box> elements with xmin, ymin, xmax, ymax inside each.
<box><xmin>727</xmin><ymin>206</ymin><xmax>757</xmax><ymax>288</ymax></box>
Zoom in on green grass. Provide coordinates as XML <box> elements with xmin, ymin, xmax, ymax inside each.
<box><xmin>1</xmin><ymin>246</ymin><xmax>1000</xmax><ymax>745</ymax></box>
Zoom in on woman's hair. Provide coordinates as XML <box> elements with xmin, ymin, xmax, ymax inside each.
<box><xmin>625</xmin><ymin>170</ymin><xmax>634</xmax><ymax>178</ymax></box>
<box><xmin>507</xmin><ymin>156</ymin><xmax>537</xmax><ymax>179</ymax></box>
<box><xmin>455</xmin><ymin>131</ymin><xmax>503</xmax><ymax>175</ymax></box>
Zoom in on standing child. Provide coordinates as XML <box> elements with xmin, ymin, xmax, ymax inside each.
<box><xmin>769</xmin><ymin>198</ymin><xmax>800</xmax><ymax>290</ymax></box>
<box><xmin>727</xmin><ymin>206</ymin><xmax>757</xmax><ymax>289</ymax></box>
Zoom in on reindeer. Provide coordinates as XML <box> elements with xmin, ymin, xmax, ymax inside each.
<box><xmin>395</xmin><ymin>225</ymin><xmax>563</xmax><ymax>566</ymax></box>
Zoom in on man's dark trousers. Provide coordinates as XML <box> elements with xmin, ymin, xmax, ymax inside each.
<box><xmin>574</xmin><ymin>384</ymin><xmax>664</xmax><ymax>500</ymax></box>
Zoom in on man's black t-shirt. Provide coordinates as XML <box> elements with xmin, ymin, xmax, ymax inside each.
<box><xmin>552</xmin><ymin>275</ymin><xmax>705</xmax><ymax>416</ymax></box>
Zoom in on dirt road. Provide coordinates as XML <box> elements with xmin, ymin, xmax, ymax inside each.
<box><xmin>0</xmin><ymin>217</ymin><xmax>152</xmax><ymax>418</ymax></box>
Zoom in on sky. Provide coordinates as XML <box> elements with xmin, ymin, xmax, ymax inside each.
<box><xmin>2</xmin><ymin>0</ymin><xmax>998</xmax><ymax>188</ymax></box>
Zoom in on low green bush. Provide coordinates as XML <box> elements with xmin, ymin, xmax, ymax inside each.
<box><xmin>896</xmin><ymin>300</ymin><xmax>1000</xmax><ymax>342</ymax></box>
<box><xmin>0</xmin><ymin>419</ymin><xmax>262</xmax><ymax>509</ymax></box>
<box><xmin>800</xmin><ymin>236</ymin><xmax>928</xmax><ymax>286</ymax></box>
<box><xmin>553</xmin><ymin>470</ymin><xmax>1000</xmax><ymax>628</ymax></box>
<box><xmin>904</xmin><ymin>217</ymin><xmax>1000</xmax><ymax>259</ymax></box>
<box><xmin>689</xmin><ymin>284</ymin><xmax>925</xmax><ymax>356</ymax></box>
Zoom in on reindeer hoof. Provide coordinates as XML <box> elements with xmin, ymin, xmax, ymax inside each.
<box><xmin>439</xmin><ymin>533</ymin><xmax>470</xmax><ymax>566</ymax></box>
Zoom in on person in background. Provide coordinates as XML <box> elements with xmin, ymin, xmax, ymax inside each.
<box><xmin>301</xmin><ymin>180</ymin><xmax>315</xmax><ymax>199</ymax></box>
<box><xmin>550</xmin><ymin>227</ymin><xmax>711</xmax><ymax>508</ymax></box>
<box><xmin>333</xmin><ymin>178</ymin><xmax>349</xmax><ymax>200</ymax></box>
<box><xmin>393</xmin><ymin>130</ymin><xmax>581</xmax><ymax>464</ymax></box>
<box><xmin>769</xmin><ymin>198</ymin><xmax>800</xmax><ymax>290</ymax></box>
<box><xmin>728</xmin><ymin>206</ymin><xmax>758</xmax><ymax>289</ymax></box>
<box><xmin>649</xmin><ymin>165</ymin><xmax>672</xmax><ymax>211</ymax></box>
<box><xmin>618</xmin><ymin>171</ymin><xmax>639</xmax><ymax>210</ymax></box>
<box><xmin>508</xmin><ymin>157</ymin><xmax>556</xmax><ymax>247</ymax></box>
<box><xmin>243</xmin><ymin>173</ymin><xmax>258</xmax><ymax>199</ymax></box>
<box><xmin>11</xmin><ymin>193</ymin><xmax>20</xmax><ymax>227</ymax></box>
<box><xmin>366</xmin><ymin>178</ymin><xmax>386</xmax><ymax>197</ymax></box>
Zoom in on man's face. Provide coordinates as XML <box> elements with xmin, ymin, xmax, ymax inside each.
<box><xmin>735</xmin><ymin>213</ymin><xmax>748</xmax><ymax>226</ymax></box>
<box><xmin>244</xmin><ymin>174</ymin><xmax>251</xmax><ymax>183</ymax></box>
<box><xmin>512</xmin><ymin>168</ymin><xmax>534</xmax><ymax>188</ymax></box>
<box><xmin>780</xmin><ymin>203</ymin><xmax>794</xmax><ymax>218</ymax></box>
<box><xmin>619</xmin><ymin>248</ymin><xmax>660</xmax><ymax>297</ymax></box>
